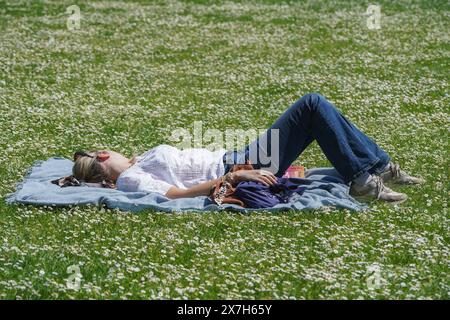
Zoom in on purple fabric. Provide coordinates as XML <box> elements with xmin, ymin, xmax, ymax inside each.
<box><xmin>234</xmin><ymin>177</ymin><xmax>311</xmax><ymax>208</ymax></box>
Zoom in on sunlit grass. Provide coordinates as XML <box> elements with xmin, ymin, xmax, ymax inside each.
<box><xmin>0</xmin><ymin>0</ymin><xmax>448</xmax><ymax>299</ymax></box>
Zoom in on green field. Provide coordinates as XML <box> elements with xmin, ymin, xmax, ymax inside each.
<box><xmin>0</xmin><ymin>0</ymin><xmax>448</xmax><ymax>299</ymax></box>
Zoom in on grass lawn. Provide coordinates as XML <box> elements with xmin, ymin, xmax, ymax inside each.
<box><xmin>0</xmin><ymin>0</ymin><xmax>448</xmax><ymax>299</ymax></box>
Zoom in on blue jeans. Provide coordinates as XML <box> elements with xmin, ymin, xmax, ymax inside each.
<box><xmin>223</xmin><ymin>93</ymin><xmax>390</xmax><ymax>183</ymax></box>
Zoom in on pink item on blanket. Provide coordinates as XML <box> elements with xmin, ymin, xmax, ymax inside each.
<box><xmin>282</xmin><ymin>166</ymin><xmax>305</xmax><ymax>178</ymax></box>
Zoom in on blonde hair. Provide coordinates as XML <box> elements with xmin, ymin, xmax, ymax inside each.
<box><xmin>72</xmin><ymin>152</ymin><xmax>112</xmax><ymax>183</ymax></box>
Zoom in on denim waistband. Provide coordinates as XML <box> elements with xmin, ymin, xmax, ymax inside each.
<box><xmin>222</xmin><ymin>152</ymin><xmax>234</xmax><ymax>174</ymax></box>
<box><xmin>222</xmin><ymin>149</ymin><xmax>249</xmax><ymax>174</ymax></box>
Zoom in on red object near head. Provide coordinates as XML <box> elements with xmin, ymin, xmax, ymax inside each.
<box><xmin>96</xmin><ymin>152</ymin><xmax>110</xmax><ymax>162</ymax></box>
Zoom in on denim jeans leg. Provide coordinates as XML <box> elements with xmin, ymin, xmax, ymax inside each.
<box><xmin>243</xmin><ymin>93</ymin><xmax>391</xmax><ymax>183</ymax></box>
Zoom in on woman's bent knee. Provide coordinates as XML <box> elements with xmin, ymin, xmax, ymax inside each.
<box><xmin>303</xmin><ymin>92</ymin><xmax>323</xmax><ymax>103</ymax></box>
<box><xmin>296</xmin><ymin>92</ymin><xmax>324</xmax><ymax>112</ymax></box>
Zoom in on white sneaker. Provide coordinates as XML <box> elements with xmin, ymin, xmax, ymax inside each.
<box><xmin>349</xmin><ymin>175</ymin><xmax>408</xmax><ymax>203</ymax></box>
<box><xmin>380</xmin><ymin>162</ymin><xmax>425</xmax><ymax>185</ymax></box>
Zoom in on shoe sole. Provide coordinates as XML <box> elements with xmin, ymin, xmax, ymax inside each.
<box><xmin>382</xmin><ymin>179</ymin><xmax>425</xmax><ymax>186</ymax></box>
<box><xmin>385</xmin><ymin>197</ymin><xmax>408</xmax><ymax>205</ymax></box>
<box><xmin>350</xmin><ymin>194</ymin><xmax>408</xmax><ymax>204</ymax></box>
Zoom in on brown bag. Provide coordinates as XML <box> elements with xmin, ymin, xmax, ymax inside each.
<box><xmin>209</xmin><ymin>160</ymin><xmax>254</xmax><ymax>207</ymax></box>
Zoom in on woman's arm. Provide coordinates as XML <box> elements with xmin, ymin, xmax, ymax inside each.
<box><xmin>165</xmin><ymin>177</ymin><xmax>221</xmax><ymax>199</ymax></box>
<box><xmin>165</xmin><ymin>169</ymin><xmax>277</xmax><ymax>199</ymax></box>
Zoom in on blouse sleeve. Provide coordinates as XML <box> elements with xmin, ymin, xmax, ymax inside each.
<box><xmin>117</xmin><ymin>169</ymin><xmax>173</xmax><ymax>196</ymax></box>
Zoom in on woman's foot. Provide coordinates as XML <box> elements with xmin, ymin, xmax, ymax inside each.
<box><xmin>349</xmin><ymin>175</ymin><xmax>408</xmax><ymax>203</ymax></box>
<box><xmin>379</xmin><ymin>162</ymin><xmax>425</xmax><ymax>185</ymax></box>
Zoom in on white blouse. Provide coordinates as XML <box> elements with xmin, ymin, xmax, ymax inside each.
<box><xmin>116</xmin><ymin>144</ymin><xmax>227</xmax><ymax>196</ymax></box>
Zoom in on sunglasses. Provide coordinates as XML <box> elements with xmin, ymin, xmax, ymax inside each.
<box><xmin>73</xmin><ymin>150</ymin><xmax>110</xmax><ymax>162</ymax></box>
<box><xmin>73</xmin><ymin>150</ymin><xmax>94</xmax><ymax>162</ymax></box>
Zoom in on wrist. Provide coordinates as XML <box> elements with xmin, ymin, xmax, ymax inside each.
<box><xmin>224</xmin><ymin>172</ymin><xmax>238</xmax><ymax>185</ymax></box>
<box><xmin>232</xmin><ymin>172</ymin><xmax>240</xmax><ymax>184</ymax></box>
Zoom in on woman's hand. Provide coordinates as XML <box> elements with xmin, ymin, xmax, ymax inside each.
<box><xmin>233</xmin><ymin>169</ymin><xmax>277</xmax><ymax>186</ymax></box>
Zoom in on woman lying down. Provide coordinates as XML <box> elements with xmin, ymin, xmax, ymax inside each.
<box><xmin>70</xmin><ymin>93</ymin><xmax>424</xmax><ymax>208</ymax></box>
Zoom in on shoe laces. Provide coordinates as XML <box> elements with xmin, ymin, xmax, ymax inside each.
<box><xmin>373</xmin><ymin>175</ymin><xmax>387</xmax><ymax>200</ymax></box>
<box><xmin>389</xmin><ymin>163</ymin><xmax>402</xmax><ymax>179</ymax></box>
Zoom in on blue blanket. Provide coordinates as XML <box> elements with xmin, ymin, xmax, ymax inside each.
<box><xmin>5</xmin><ymin>157</ymin><xmax>366</xmax><ymax>212</ymax></box>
